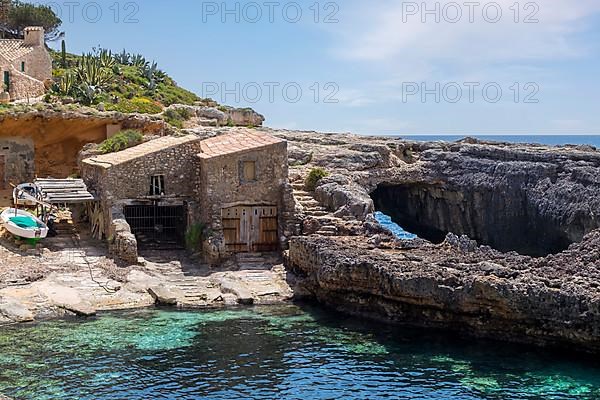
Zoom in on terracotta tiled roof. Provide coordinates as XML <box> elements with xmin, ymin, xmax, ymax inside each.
<box><xmin>198</xmin><ymin>130</ymin><xmax>285</xmax><ymax>159</ymax></box>
<box><xmin>0</xmin><ymin>39</ymin><xmax>34</xmax><ymax>62</ymax></box>
<box><xmin>83</xmin><ymin>135</ymin><xmax>201</xmax><ymax>168</ymax></box>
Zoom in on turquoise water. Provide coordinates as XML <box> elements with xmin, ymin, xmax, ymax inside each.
<box><xmin>374</xmin><ymin>211</ymin><xmax>417</xmax><ymax>240</ymax></box>
<box><xmin>0</xmin><ymin>305</ymin><xmax>599</xmax><ymax>399</ymax></box>
<box><xmin>401</xmin><ymin>135</ymin><xmax>600</xmax><ymax>148</ymax></box>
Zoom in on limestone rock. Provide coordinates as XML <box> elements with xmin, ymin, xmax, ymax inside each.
<box><xmin>62</xmin><ymin>302</ymin><xmax>96</xmax><ymax>317</ymax></box>
<box><xmin>219</xmin><ymin>278</ymin><xmax>254</xmax><ymax>305</ymax></box>
<box><xmin>148</xmin><ymin>285</ymin><xmax>178</xmax><ymax>306</ymax></box>
<box><xmin>0</xmin><ymin>297</ymin><xmax>34</xmax><ymax>322</ymax></box>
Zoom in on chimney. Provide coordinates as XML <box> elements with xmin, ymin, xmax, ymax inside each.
<box><xmin>24</xmin><ymin>26</ymin><xmax>44</xmax><ymax>46</ymax></box>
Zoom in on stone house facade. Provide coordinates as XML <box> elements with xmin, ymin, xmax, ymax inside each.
<box><xmin>81</xmin><ymin>135</ymin><xmax>204</xmax><ymax>262</ymax></box>
<box><xmin>196</xmin><ymin>132</ymin><xmax>291</xmax><ymax>259</ymax></box>
<box><xmin>0</xmin><ymin>27</ymin><xmax>52</xmax><ymax>101</ymax></box>
<box><xmin>81</xmin><ymin>131</ymin><xmax>293</xmax><ymax>263</ymax></box>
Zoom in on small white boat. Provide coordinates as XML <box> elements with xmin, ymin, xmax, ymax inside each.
<box><xmin>0</xmin><ymin>208</ymin><xmax>48</xmax><ymax>240</ymax></box>
<box><xmin>13</xmin><ymin>183</ymin><xmax>40</xmax><ymax>206</ymax></box>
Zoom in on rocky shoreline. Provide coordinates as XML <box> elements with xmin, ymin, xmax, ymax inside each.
<box><xmin>2</xmin><ymin>125</ymin><xmax>600</xmax><ymax>353</ymax></box>
<box><xmin>277</xmin><ymin>129</ymin><xmax>600</xmax><ymax>353</ymax></box>
<box><xmin>288</xmin><ymin>232</ymin><xmax>600</xmax><ymax>353</ymax></box>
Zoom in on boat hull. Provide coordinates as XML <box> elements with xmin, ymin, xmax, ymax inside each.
<box><xmin>13</xmin><ymin>183</ymin><xmax>40</xmax><ymax>206</ymax></box>
<box><xmin>0</xmin><ymin>208</ymin><xmax>49</xmax><ymax>240</ymax></box>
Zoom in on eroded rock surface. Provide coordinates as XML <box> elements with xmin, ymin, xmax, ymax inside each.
<box><xmin>288</xmin><ymin>232</ymin><xmax>600</xmax><ymax>352</ymax></box>
<box><xmin>270</xmin><ymin>128</ymin><xmax>600</xmax><ymax>352</ymax></box>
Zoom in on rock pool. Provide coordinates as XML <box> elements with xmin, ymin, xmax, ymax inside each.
<box><xmin>0</xmin><ymin>304</ymin><xmax>599</xmax><ymax>399</ymax></box>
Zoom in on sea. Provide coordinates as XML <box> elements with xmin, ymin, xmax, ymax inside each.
<box><xmin>397</xmin><ymin>135</ymin><xmax>600</xmax><ymax>148</ymax></box>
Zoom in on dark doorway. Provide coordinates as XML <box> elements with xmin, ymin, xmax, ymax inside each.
<box><xmin>123</xmin><ymin>204</ymin><xmax>186</xmax><ymax>249</ymax></box>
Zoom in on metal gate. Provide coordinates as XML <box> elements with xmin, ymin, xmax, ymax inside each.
<box><xmin>123</xmin><ymin>204</ymin><xmax>186</xmax><ymax>249</ymax></box>
<box><xmin>222</xmin><ymin>206</ymin><xmax>278</xmax><ymax>252</ymax></box>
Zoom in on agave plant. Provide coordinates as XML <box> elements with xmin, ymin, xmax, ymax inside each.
<box><xmin>76</xmin><ymin>53</ymin><xmax>114</xmax><ymax>88</ymax></box>
<box><xmin>76</xmin><ymin>83</ymin><xmax>99</xmax><ymax>105</ymax></box>
<box><xmin>146</xmin><ymin>76</ymin><xmax>157</xmax><ymax>93</ymax></box>
<box><xmin>142</xmin><ymin>61</ymin><xmax>158</xmax><ymax>80</ymax></box>
<box><xmin>98</xmin><ymin>48</ymin><xmax>117</xmax><ymax>69</ymax></box>
<box><xmin>131</xmin><ymin>54</ymin><xmax>149</xmax><ymax>69</ymax></box>
<box><xmin>114</xmin><ymin>49</ymin><xmax>131</xmax><ymax>65</ymax></box>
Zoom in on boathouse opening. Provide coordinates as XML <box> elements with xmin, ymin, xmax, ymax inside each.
<box><xmin>123</xmin><ymin>204</ymin><xmax>186</xmax><ymax>249</ymax></box>
<box><xmin>371</xmin><ymin>183</ymin><xmax>575</xmax><ymax>257</ymax></box>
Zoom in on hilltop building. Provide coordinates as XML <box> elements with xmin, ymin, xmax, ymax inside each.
<box><xmin>0</xmin><ymin>26</ymin><xmax>52</xmax><ymax>101</ymax></box>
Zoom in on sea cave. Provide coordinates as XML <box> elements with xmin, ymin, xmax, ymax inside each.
<box><xmin>371</xmin><ymin>183</ymin><xmax>577</xmax><ymax>257</ymax></box>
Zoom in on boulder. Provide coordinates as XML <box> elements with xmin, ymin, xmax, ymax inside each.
<box><xmin>219</xmin><ymin>278</ymin><xmax>254</xmax><ymax>305</ymax></box>
<box><xmin>0</xmin><ymin>297</ymin><xmax>34</xmax><ymax>322</ymax></box>
<box><xmin>148</xmin><ymin>285</ymin><xmax>178</xmax><ymax>306</ymax></box>
<box><xmin>62</xmin><ymin>302</ymin><xmax>96</xmax><ymax>317</ymax></box>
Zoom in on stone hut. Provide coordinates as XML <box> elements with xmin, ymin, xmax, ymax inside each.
<box><xmin>81</xmin><ymin>135</ymin><xmax>204</xmax><ymax>262</ymax></box>
<box><xmin>0</xmin><ymin>27</ymin><xmax>52</xmax><ymax>101</ymax></box>
<box><xmin>81</xmin><ymin>131</ymin><xmax>293</xmax><ymax>263</ymax></box>
<box><xmin>196</xmin><ymin>131</ymin><xmax>291</xmax><ymax>259</ymax></box>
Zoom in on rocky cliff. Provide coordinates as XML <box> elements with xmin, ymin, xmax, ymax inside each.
<box><xmin>273</xmin><ymin>129</ymin><xmax>600</xmax><ymax>352</ymax></box>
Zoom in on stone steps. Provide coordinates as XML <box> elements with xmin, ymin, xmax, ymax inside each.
<box><xmin>315</xmin><ymin>225</ymin><xmax>338</xmax><ymax>236</ymax></box>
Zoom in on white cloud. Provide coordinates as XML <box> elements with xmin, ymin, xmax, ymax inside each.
<box><xmin>332</xmin><ymin>0</ymin><xmax>600</xmax><ymax>69</ymax></box>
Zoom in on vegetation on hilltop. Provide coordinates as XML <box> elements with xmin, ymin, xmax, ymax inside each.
<box><xmin>49</xmin><ymin>47</ymin><xmax>206</xmax><ymax>113</ymax></box>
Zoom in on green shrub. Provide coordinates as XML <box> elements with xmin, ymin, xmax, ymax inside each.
<box><xmin>105</xmin><ymin>97</ymin><xmax>163</xmax><ymax>114</ymax></box>
<box><xmin>185</xmin><ymin>223</ymin><xmax>211</xmax><ymax>252</ymax></box>
<box><xmin>304</xmin><ymin>167</ymin><xmax>329</xmax><ymax>192</ymax></box>
<box><xmin>163</xmin><ymin>107</ymin><xmax>194</xmax><ymax>128</ymax></box>
<box><xmin>98</xmin><ymin>130</ymin><xmax>144</xmax><ymax>154</ymax></box>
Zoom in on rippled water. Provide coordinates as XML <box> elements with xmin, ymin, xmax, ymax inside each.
<box><xmin>0</xmin><ymin>305</ymin><xmax>599</xmax><ymax>399</ymax></box>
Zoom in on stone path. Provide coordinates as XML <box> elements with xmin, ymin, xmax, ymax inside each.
<box><xmin>141</xmin><ymin>251</ymin><xmax>292</xmax><ymax>307</ymax></box>
<box><xmin>0</xmin><ymin>227</ymin><xmax>293</xmax><ymax>324</ymax></box>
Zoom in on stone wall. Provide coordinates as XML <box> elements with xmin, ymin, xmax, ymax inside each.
<box><xmin>15</xmin><ymin>45</ymin><xmax>52</xmax><ymax>82</ymax></box>
<box><xmin>81</xmin><ymin>138</ymin><xmax>204</xmax><ymax>261</ymax></box>
<box><xmin>82</xmin><ymin>138</ymin><xmax>204</xmax><ymax>202</ymax></box>
<box><xmin>196</xmin><ymin>141</ymin><xmax>292</xmax><ymax>255</ymax></box>
<box><xmin>0</xmin><ymin>137</ymin><xmax>35</xmax><ymax>188</ymax></box>
<box><xmin>6</xmin><ymin>66</ymin><xmax>46</xmax><ymax>101</ymax></box>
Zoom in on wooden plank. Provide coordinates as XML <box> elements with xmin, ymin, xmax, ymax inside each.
<box><xmin>46</xmin><ymin>196</ymin><xmax>94</xmax><ymax>199</ymax></box>
<box><xmin>35</xmin><ymin>178</ymin><xmax>85</xmax><ymax>183</ymax></box>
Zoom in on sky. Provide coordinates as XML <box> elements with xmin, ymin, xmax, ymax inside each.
<box><xmin>34</xmin><ymin>0</ymin><xmax>600</xmax><ymax>135</ymax></box>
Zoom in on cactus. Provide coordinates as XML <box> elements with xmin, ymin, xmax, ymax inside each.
<box><xmin>76</xmin><ymin>83</ymin><xmax>99</xmax><ymax>105</ymax></box>
<box><xmin>61</xmin><ymin>40</ymin><xmax>67</xmax><ymax>68</ymax></box>
<box><xmin>54</xmin><ymin>72</ymin><xmax>76</xmax><ymax>96</ymax></box>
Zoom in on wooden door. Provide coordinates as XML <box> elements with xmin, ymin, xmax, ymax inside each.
<box><xmin>222</xmin><ymin>206</ymin><xmax>278</xmax><ymax>252</ymax></box>
<box><xmin>0</xmin><ymin>155</ymin><xmax>5</xmax><ymax>190</ymax></box>
<box><xmin>222</xmin><ymin>206</ymin><xmax>244</xmax><ymax>252</ymax></box>
<box><xmin>254</xmin><ymin>206</ymin><xmax>278</xmax><ymax>252</ymax></box>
